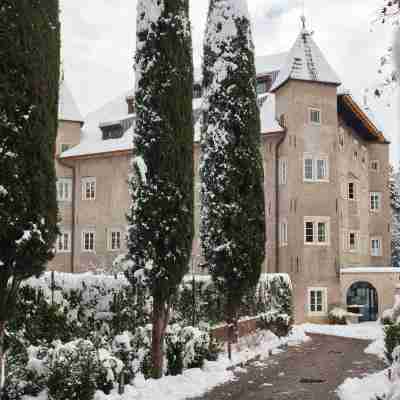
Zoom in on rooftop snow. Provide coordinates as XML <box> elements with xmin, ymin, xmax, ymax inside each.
<box><xmin>58</xmin><ymin>80</ymin><xmax>84</xmax><ymax>123</ymax></box>
<box><xmin>270</xmin><ymin>29</ymin><xmax>341</xmax><ymax>92</ymax></box>
<box><xmin>255</xmin><ymin>52</ymin><xmax>288</xmax><ymax>75</ymax></box>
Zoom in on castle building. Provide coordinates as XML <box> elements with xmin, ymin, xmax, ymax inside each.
<box><xmin>54</xmin><ymin>26</ymin><xmax>397</xmax><ymax>323</ymax></box>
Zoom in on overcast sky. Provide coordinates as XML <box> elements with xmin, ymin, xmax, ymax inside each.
<box><xmin>60</xmin><ymin>0</ymin><xmax>399</xmax><ymax>167</ymax></box>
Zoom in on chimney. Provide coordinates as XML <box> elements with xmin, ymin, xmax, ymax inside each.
<box><xmin>126</xmin><ymin>95</ymin><xmax>134</xmax><ymax>114</ymax></box>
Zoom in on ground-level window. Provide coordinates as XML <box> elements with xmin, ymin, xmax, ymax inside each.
<box><xmin>308</xmin><ymin>287</ymin><xmax>327</xmax><ymax>315</ymax></box>
<box><xmin>348</xmin><ymin>182</ymin><xmax>356</xmax><ymax>200</ymax></box>
<box><xmin>304</xmin><ymin>217</ymin><xmax>330</xmax><ymax>245</ymax></box>
<box><xmin>57</xmin><ymin>231</ymin><xmax>71</xmax><ymax>253</ymax></box>
<box><xmin>109</xmin><ymin>230</ymin><xmax>122</xmax><ymax>251</ymax></box>
<box><xmin>371</xmin><ymin>237</ymin><xmax>382</xmax><ymax>257</ymax></box>
<box><xmin>370</xmin><ymin>160</ymin><xmax>380</xmax><ymax>172</ymax></box>
<box><xmin>82</xmin><ymin>231</ymin><xmax>95</xmax><ymax>252</ymax></box>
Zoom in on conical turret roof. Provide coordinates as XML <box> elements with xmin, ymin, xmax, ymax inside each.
<box><xmin>270</xmin><ymin>26</ymin><xmax>341</xmax><ymax>92</ymax></box>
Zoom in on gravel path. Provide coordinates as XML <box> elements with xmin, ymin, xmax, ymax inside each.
<box><xmin>190</xmin><ymin>333</ymin><xmax>386</xmax><ymax>400</ymax></box>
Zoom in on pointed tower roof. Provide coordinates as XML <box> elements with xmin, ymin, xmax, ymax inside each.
<box><xmin>58</xmin><ymin>80</ymin><xmax>84</xmax><ymax>123</ymax></box>
<box><xmin>270</xmin><ymin>23</ymin><xmax>341</xmax><ymax>92</ymax></box>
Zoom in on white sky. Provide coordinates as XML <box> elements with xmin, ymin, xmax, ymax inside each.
<box><xmin>60</xmin><ymin>0</ymin><xmax>399</xmax><ymax>168</ymax></box>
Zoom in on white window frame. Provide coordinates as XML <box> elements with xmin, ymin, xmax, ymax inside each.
<box><xmin>348</xmin><ymin>231</ymin><xmax>359</xmax><ymax>253</ymax></box>
<box><xmin>279</xmin><ymin>221</ymin><xmax>288</xmax><ymax>247</ymax></box>
<box><xmin>370</xmin><ymin>160</ymin><xmax>380</xmax><ymax>172</ymax></box>
<box><xmin>370</xmin><ymin>192</ymin><xmax>381</xmax><ymax>212</ymax></box>
<box><xmin>308</xmin><ymin>287</ymin><xmax>327</xmax><ymax>316</ymax></box>
<box><xmin>82</xmin><ymin>230</ymin><xmax>96</xmax><ymax>252</ymax></box>
<box><xmin>108</xmin><ymin>229</ymin><xmax>123</xmax><ymax>251</ymax></box>
<box><xmin>370</xmin><ymin>237</ymin><xmax>382</xmax><ymax>257</ymax></box>
<box><xmin>279</xmin><ymin>158</ymin><xmax>288</xmax><ymax>185</ymax></box>
<box><xmin>338</xmin><ymin>134</ymin><xmax>345</xmax><ymax>152</ymax></box>
<box><xmin>57</xmin><ymin>231</ymin><xmax>71</xmax><ymax>253</ymax></box>
<box><xmin>309</xmin><ymin>108</ymin><xmax>321</xmax><ymax>125</ymax></box>
<box><xmin>304</xmin><ymin>217</ymin><xmax>330</xmax><ymax>246</ymax></box>
<box><xmin>57</xmin><ymin>177</ymin><xmax>72</xmax><ymax>202</ymax></box>
<box><xmin>303</xmin><ymin>154</ymin><xmax>329</xmax><ymax>183</ymax></box>
<box><xmin>82</xmin><ymin>177</ymin><xmax>96</xmax><ymax>201</ymax></box>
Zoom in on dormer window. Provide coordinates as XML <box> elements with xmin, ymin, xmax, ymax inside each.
<box><xmin>256</xmin><ymin>75</ymin><xmax>272</xmax><ymax>94</ymax></box>
<box><xmin>101</xmin><ymin>124</ymin><xmax>123</xmax><ymax>140</ymax></box>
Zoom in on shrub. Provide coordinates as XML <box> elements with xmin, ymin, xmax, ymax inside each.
<box><xmin>257</xmin><ymin>311</ymin><xmax>292</xmax><ymax>338</ymax></box>
<box><xmin>46</xmin><ymin>340</ymin><xmax>99</xmax><ymax>400</ymax></box>
<box><xmin>328</xmin><ymin>306</ymin><xmax>348</xmax><ymax>325</ymax></box>
<box><xmin>385</xmin><ymin>323</ymin><xmax>400</xmax><ymax>363</ymax></box>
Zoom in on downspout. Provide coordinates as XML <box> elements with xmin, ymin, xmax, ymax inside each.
<box><xmin>275</xmin><ymin>126</ymin><xmax>287</xmax><ymax>274</ymax></box>
<box><xmin>58</xmin><ymin>157</ymin><xmax>76</xmax><ymax>273</ymax></box>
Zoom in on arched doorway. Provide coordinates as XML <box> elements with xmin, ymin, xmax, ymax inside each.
<box><xmin>347</xmin><ymin>282</ymin><xmax>378</xmax><ymax>322</ymax></box>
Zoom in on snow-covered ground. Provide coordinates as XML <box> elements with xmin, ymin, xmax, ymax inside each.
<box><xmin>303</xmin><ymin>322</ymin><xmax>383</xmax><ymax>341</ymax></box>
<box><xmin>337</xmin><ymin>369</ymin><xmax>390</xmax><ymax>400</ymax></box>
<box><xmin>93</xmin><ymin>327</ymin><xmax>309</xmax><ymax>400</ymax></box>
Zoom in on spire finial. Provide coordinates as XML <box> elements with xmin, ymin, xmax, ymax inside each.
<box><xmin>300</xmin><ymin>0</ymin><xmax>306</xmax><ymax>31</ymax></box>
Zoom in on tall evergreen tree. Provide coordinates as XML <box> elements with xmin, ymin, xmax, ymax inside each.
<box><xmin>126</xmin><ymin>0</ymin><xmax>194</xmax><ymax>378</ymax></box>
<box><xmin>0</xmin><ymin>0</ymin><xmax>60</xmax><ymax>389</ymax></box>
<box><xmin>200</xmin><ymin>0</ymin><xmax>265</xmax><ymax>358</ymax></box>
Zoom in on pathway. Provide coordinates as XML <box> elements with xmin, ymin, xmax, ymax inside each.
<box><xmin>191</xmin><ymin>333</ymin><xmax>386</xmax><ymax>400</ymax></box>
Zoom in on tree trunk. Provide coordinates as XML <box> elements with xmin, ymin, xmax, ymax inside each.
<box><xmin>0</xmin><ymin>320</ymin><xmax>6</xmax><ymax>398</ymax></box>
<box><xmin>151</xmin><ymin>299</ymin><xmax>169</xmax><ymax>379</ymax></box>
<box><xmin>226</xmin><ymin>303</ymin><xmax>237</xmax><ymax>361</ymax></box>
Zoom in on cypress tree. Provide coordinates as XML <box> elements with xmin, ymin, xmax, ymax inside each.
<box><xmin>391</xmin><ymin>171</ymin><xmax>400</xmax><ymax>268</ymax></box>
<box><xmin>0</xmin><ymin>0</ymin><xmax>60</xmax><ymax>389</ymax></box>
<box><xmin>126</xmin><ymin>0</ymin><xmax>194</xmax><ymax>378</ymax></box>
<box><xmin>200</xmin><ymin>0</ymin><xmax>265</xmax><ymax>358</ymax></box>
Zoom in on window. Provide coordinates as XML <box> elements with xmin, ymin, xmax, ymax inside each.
<box><xmin>280</xmin><ymin>222</ymin><xmax>288</xmax><ymax>246</ymax></box>
<box><xmin>371</xmin><ymin>238</ymin><xmax>382</xmax><ymax>257</ymax></box>
<box><xmin>82</xmin><ymin>231</ymin><xmax>95</xmax><ymax>252</ymax></box>
<box><xmin>57</xmin><ymin>231</ymin><xmax>71</xmax><ymax>253</ymax></box>
<box><xmin>308</xmin><ymin>288</ymin><xmax>327</xmax><ymax>315</ymax></box>
<box><xmin>370</xmin><ymin>160</ymin><xmax>380</xmax><ymax>172</ymax></box>
<box><xmin>57</xmin><ymin>178</ymin><xmax>72</xmax><ymax>202</ymax></box>
<box><xmin>303</xmin><ymin>154</ymin><xmax>329</xmax><ymax>182</ymax></box>
<box><xmin>370</xmin><ymin>192</ymin><xmax>381</xmax><ymax>211</ymax></box>
<box><xmin>279</xmin><ymin>159</ymin><xmax>288</xmax><ymax>185</ymax></box>
<box><xmin>60</xmin><ymin>143</ymin><xmax>72</xmax><ymax>153</ymax></box>
<box><xmin>348</xmin><ymin>182</ymin><xmax>356</xmax><ymax>200</ymax></box>
<box><xmin>348</xmin><ymin>231</ymin><xmax>358</xmax><ymax>252</ymax></box>
<box><xmin>304</xmin><ymin>217</ymin><xmax>330</xmax><ymax>245</ymax></box>
<box><xmin>82</xmin><ymin>177</ymin><xmax>96</xmax><ymax>200</ymax></box>
<box><xmin>353</xmin><ymin>151</ymin><xmax>358</xmax><ymax>161</ymax></box>
<box><xmin>309</xmin><ymin>108</ymin><xmax>321</xmax><ymax>124</ymax></box>
<box><xmin>109</xmin><ymin>230</ymin><xmax>122</xmax><ymax>251</ymax></box>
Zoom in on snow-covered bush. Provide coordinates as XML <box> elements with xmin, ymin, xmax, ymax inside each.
<box><xmin>257</xmin><ymin>311</ymin><xmax>292</xmax><ymax>338</ymax></box>
<box><xmin>385</xmin><ymin>323</ymin><xmax>400</xmax><ymax>363</ymax></box>
<box><xmin>46</xmin><ymin>340</ymin><xmax>99</xmax><ymax>400</ymax></box>
<box><xmin>174</xmin><ymin>274</ymin><xmax>293</xmax><ymax>331</ymax></box>
<box><xmin>165</xmin><ymin>324</ymin><xmax>220</xmax><ymax>376</ymax></box>
<box><xmin>328</xmin><ymin>306</ymin><xmax>348</xmax><ymax>325</ymax></box>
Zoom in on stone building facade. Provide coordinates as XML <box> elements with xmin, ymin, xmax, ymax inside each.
<box><xmin>53</xmin><ymin>26</ymin><xmax>397</xmax><ymax>323</ymax></box>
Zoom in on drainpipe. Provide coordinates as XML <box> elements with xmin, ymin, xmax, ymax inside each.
<box><xmin>275</xmin><ymin>124</ymin><xmax>287</xmax><ymax>274</ymax></box>
<box><xmin>58</xmin><ymin>158</ymin><xmax>76</xmax><ymax>273</ymax></box>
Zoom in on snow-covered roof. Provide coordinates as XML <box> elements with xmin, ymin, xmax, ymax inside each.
<box><xmin>255</xmin><ymin>52</ymin><xmax>287</xmax><ymax>75</ymax></box>
<box><xmin>270</xmin><ymin>28</ymin><xmax>341</xmax><ymax>92</ymax></box>
<box><xmin>61</xmin><ymin>90</ymin><xmax>283</xmax><ymax>158</ymax></box>
<box><xmin>58</xmin><ymin>80</ymin><xmax>84</xmax><ymax>123</ymax></box>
